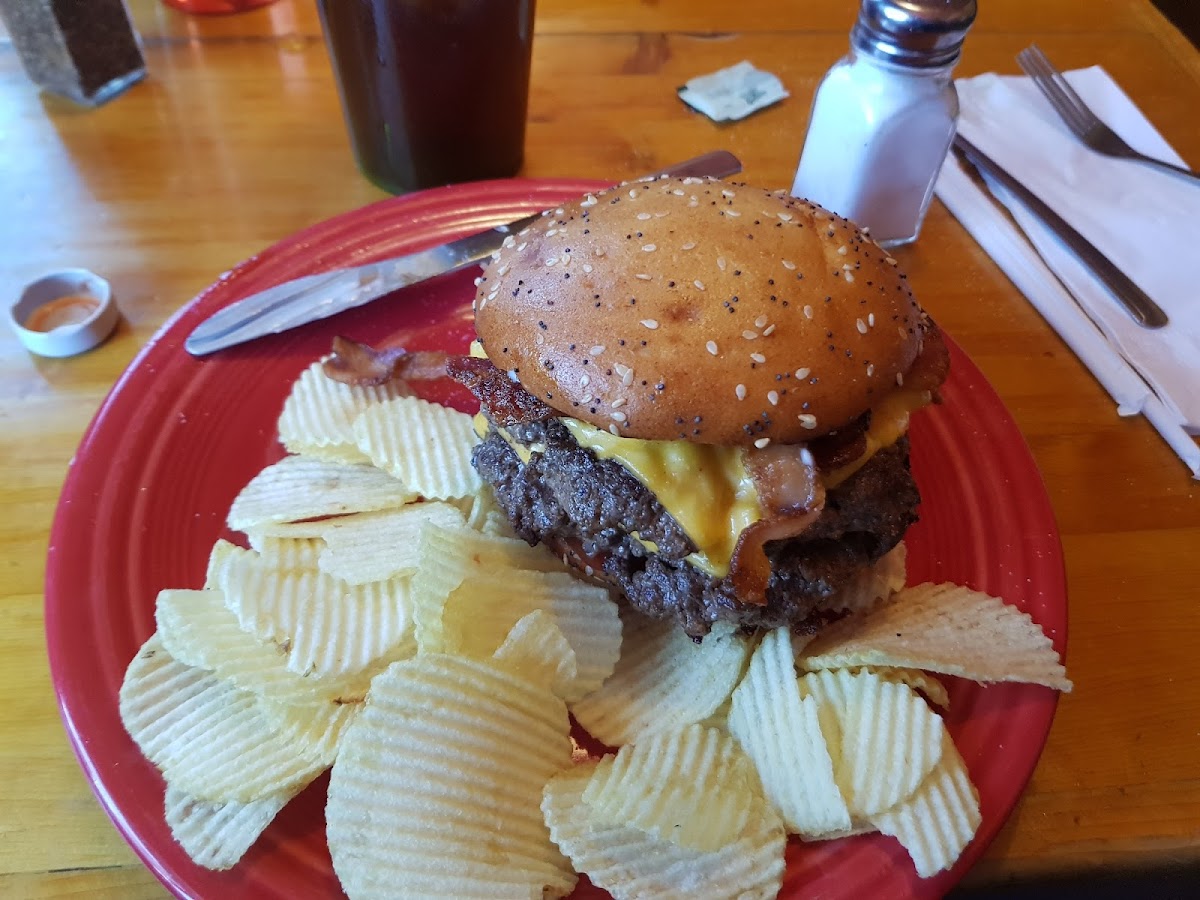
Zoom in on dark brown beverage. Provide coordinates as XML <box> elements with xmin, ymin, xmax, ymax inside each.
<box><xmin>316</xmin><ymin>0</ymin><xmax>536</xmax><ymax>194</ymax></box>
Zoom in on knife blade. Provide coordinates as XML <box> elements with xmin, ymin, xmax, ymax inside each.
<box><xmin>953</xmin><ymin>134</ymin><xmax>1169</xmax><ymax>330</ymax></box>
<box><xmin>185</xmin><ymin>150</ymin><xmax>744</xmax><ymax>356</ymax></box>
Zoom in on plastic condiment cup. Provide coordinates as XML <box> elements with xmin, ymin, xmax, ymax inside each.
<box><xmin>7</xmin><ymin>269</ymin><xmax>119</xmax><ymax>357</ymax></box>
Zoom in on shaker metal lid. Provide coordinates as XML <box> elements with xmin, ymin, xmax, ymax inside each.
<box><xmin>852</xmin><ymin>0</ymin><xmax>978</xmax><ymax>68</ymax></box>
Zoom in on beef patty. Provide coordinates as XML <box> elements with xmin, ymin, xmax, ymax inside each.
<box><xmin>473</xmin><ymin>417</ymin><xmax>919</xmax><ymax>636</ymax></box>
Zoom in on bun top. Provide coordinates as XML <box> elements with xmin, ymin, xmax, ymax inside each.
<box><xmin>473</xmin><ymin>177</ymin><xmax>931</xmax><ymax>445</ymax></box>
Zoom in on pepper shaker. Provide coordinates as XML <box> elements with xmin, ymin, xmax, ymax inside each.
<box><xmin>790</xmin><ymin>0</ymin><xmax>977</xmax><ymax>248</ymax></box>
<box><xmin>0</xmin><ymin>0</ymin><xmax>145</xmax><ymax>107</ymax></box>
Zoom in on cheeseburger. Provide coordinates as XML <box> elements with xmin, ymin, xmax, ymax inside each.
<box><xmin>447</xmin><ymin>176</ymin><xmax>948</xmax><ymax>638</ymax></box>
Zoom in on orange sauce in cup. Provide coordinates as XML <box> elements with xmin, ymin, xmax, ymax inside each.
<box><xmin>24</xmin><ymin>295</ymin><xmax>100</xmax><ymax>332</ymax></box>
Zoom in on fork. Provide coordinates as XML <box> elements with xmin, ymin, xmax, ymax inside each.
<box><xmin>1017</xmin><ymin>44</ymin><xmax>1200</xmax><ymax>186</ymax></box>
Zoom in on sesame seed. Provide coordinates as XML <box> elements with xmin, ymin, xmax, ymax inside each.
<box><xmin>611</xmin><ymin>398</ymin><xmax>626</xmax><ymax>408</ymax></box>
<box><xmin>637</xmin><ymin>212</ymin><xmax>652</xmax><ymax>220</ymax></box>
<box><xmin>590</xmin><ymin>345</ymin><xmax>606</xmax><ymax>355</ymax></box>
<box><xmin>763</xmin><ymin>324</ymin><xmax>776</xmax><ymax>336</ymax></box>
<box><xmin>546</xmin><ymin>228</ymin><xmax>558</xmax><ymax>238</ymax></box>
<box><xmin>629</xmin><ymin>189</ymin><xmax>638</xmax><ymax>199</ymax></box>
<box><xmin>868</xmin><ymin>312</ymin><xmax>876</xmax><ymax>326</ymax></box>
<box><xmin>722</xmin><ymin>189</ymin><xmax>736</xmax><ymax>198</ymax></box>
<box><xmin>800</xmin><ymin>447</ymin><xmax>815</xmax><ymax>466</ymax></box>
<box><xmin>742</xmin><ymin>330</ymin><xmax>759</xmax><ymax>340</ymax></box>
<box><xmin>682</xmin><ymin>242</ymin><xmax>697</xmax><ymax>251</ymax></box>
<box><xmin>717</xmin><ymin>256</ymin><xmax>727</xmax><ymax>271</ymax></box>
<box><xmin>782</xmin><ymin>260</ymin><xmax>797</xmax><ymax>270</ymax></box>
<box><xmin>896</xmin><ymin>372</ymin><xmax>905</xmax><ymax>386</ymax></box>
<box><xmin>725</xmin><ymin>209</ymin><xmax>742</xmax><ymax>217</ymax></box>
<box><xmin>611</xmin><ymin>411</ymin><xmax>627</xmax><ymax>423</ymax></box>
<box><xmin>803</xmin><ymin>304</ymin><xmax>814</xmax><ymax>319</ymax></box>
<box><xmin>497</xmin><ymin>264</ymin><xmax>509</xmax><ymax>276</ymax></box>
<box><xmin>622</xmin><ymin>369</ymin><xmax>634</xmax><ymax>386</ymax></box>
<box><xmin>706</xmin><ymin>340</ymin><xmax>719</xmax><ymax>355</ymax></box>
<box><xmin>735</xmin><ymin>384</ymin><xmax>747</xmax><ymax>401</ymax></box>
<box><xmin>545</xmin><ymin>257</ymin><xmax>558</xmax><ymax>267</ymax></box>
<box><xmin>640</xmin><ymin>319</ymin><xmax>660</xmax><ymax>331</ymax></box>
<box><xmin>609</xmin><ymin>424</ymin><xmax>619</xmax><ymax>435</ymax></box>
<box><xmin>642</xmin><ymin>244</ymin><xmax>657</xmax><ymax>252</ymax></box>
<box><xmin>798</xmin><ymin>414</ymin><xmax>818</xmax><ymax>429</ymax></box>
<box><xmin>614</xmin><ymin>362</ymin><xmax>630</xmax><ymax>377</ymax></box>
<box><xmin>767</xmin><ymin>390</ymin><xmax>779</xmax><ymax>405</ymax></box>
<box><xmin>535</xmin><ymin>333</ymin><xmax>545</xmax><ymax>346</ymax></box>
<box><xmin>583</xmin><ymin>264</ymin><xmax>593</xmax><ymax>273</ymax></box>
<box><xmin>754</xmin><ymin>315</ymin><xmax>768</xmax><ymax>328</ymax></box>
<box><xmin>751</xmin><ymin>352</ymin><xmax>766</xmax><ymax>364</ymax></box>
<box><xmin>581</xmin><ymin>195</ymin><xmax>597</xmax><ymax>207</ymax></box>
<box><xmin>672</xmin><ymin>189</ymin><xmax>685</xmax><ymax>196</ymax></box>
<box><xmin>694</xmin><ymin>279</ymin><xmax>706</xmax><ymax>290</ymax></box>
<box><xmin>867</xmin><ymin>364</ymin><xmax>876</xmax><ymax>377</ymax></box>
<box><xmin>845</xmin><ymin>272</ymin><xmax>856</xmax><ymax>283</ymax></box>
<box><xmin>594</xmin><ymin>248</ymin><xmax>606</xmax><ymax>257</ymax></box>
<box><xmin>857</xmin><ymin>318</ymin><xmax>868</xmax><ymax>334</ymax></box>
<box><xmin>517</xmin><ymin>242</ymin><xmax>528</xmax><ymax>251</ymax></box>
<box><xmin>580</xmin><ymin>374</ymin><xmax>590</xmax><ymax>387</ymax></box>
<box><xmin>635</xmin><ymin>273</ymin><xmax>653</xmax><ymax>281</ymax></box>
<box><xmin>503</xmin><ymin>235</ymin><xmax>516</xmax><ymax>248</ymax></box>
<box><xmin>755</xmin><ymin>437</ymin><xmax>771</xmax><ymax>449</ymax></box>
<box><xmin>885</xmin><ymin>256</ymin><xmax>898</xmax><ymax>266</ymax></box>
<box><xmin>473</xmin><ymin>276</ymin><xmax>483</xmax><ymax>286</ymax></box>
<box><xmin>837</xmin><ymin>245</ymin><xmax>848</xmax><ymax>255</ymax></box>
<box><xmin>795</xmin><ymin>367</ymin><xmax>811</xmax><ymax>379</ymax></box>
<box><xmin>580</xmin><ymin>393</ymin><xmax>593</xmax><ymax>403</ymax></box>
<box><xmin>778</xmin><ymin>212</ymin><xmax>793</xmax><ymax>222</ymax></box>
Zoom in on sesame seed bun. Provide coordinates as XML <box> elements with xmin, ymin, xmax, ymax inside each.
<box><xmin>473</xmin><ymin>177</ymin><xmax>930</xmax><ymax>445</ymax></box>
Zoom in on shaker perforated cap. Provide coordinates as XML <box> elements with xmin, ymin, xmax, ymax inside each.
<box><xmin>852</xmin><ymin>0</ymin><xmax>977</xmax><ymax>67</ymax></box>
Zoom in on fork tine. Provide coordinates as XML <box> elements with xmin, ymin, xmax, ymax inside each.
<box><xmin>1018</xmin><ymin>45</ymin><xmax>1091</xmax><ymax>137</ymax></box>
<box><xmin>1035</xmin><ymin>48</ymin><xmax>1105</xmax><ymax>131</ymax></box>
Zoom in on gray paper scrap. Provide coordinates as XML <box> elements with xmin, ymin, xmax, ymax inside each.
<box><xmin>678</xmin><ymin>61</ymin><xmax>789</xmax><ymax>123</ymax></box>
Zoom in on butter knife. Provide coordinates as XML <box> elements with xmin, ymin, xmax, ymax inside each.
<box><xmin>185</xmin><ymin>150</ymin><xmax>744</xmax><ymax>356</ymax></box>
<box><xmin>953</xmin><ymin>135</ymin><xmax>1168</xmax><ymax>329</ymax></box>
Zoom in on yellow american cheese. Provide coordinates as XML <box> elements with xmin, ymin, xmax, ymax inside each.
<box><xmin>473</xmin><ymin>377</ymin><xmax>930</xmax><ymax>577</ymax></box>
<box><xmin>560</xmin><ymin>419</ymin><xmax>759</xmax><ymax>577</ymax></box>
<box><xmin>823</xmin><ymin>388</ymin><xmax>931</xmax><ymax>488</ymax></box>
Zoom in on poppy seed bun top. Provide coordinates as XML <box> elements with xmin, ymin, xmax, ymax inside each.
<box><xmin>473</xmin><ymin>177</ymin><xmax>929</xmax><ymax>445</ymax></box>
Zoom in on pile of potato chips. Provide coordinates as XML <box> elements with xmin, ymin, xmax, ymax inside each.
<box><xmin>119</xmin><ymin>357</ymin><xmax>1070</xmax><ymax>898</ymax></box>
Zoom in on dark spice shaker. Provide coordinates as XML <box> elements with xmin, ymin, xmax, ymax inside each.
<box><xmin>0</xmin><ymin>0</ymin><xmax>146</xmax><ymax>107</ymax></box>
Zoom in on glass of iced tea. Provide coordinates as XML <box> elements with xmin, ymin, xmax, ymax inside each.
<box><xmin>316</xmin><ymin>0</ymin><xmax>537</xmax><ymax>194</ymax></box>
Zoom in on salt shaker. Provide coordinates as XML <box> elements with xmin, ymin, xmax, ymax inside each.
<box><xmin>790</xmin><ymin>0</ymin><xmax>977</xmax><ymax>247</ymax></box>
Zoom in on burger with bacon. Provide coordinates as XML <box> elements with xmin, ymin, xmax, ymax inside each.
<box><xmin>443</xmin><ymin>176</ymin><xmax>949</xmax><ymax>638</ymax></box>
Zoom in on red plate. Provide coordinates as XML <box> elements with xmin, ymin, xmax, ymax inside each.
<box><xmin>46</xmin><ymin>179</ymin><xmax>1066</xmax><ymax>899</ymax></box>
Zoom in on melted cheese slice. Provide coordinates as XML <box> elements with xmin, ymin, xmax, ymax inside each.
<box><xmin>824</xmin><ymin>388</ymin><xmax>932</xmax><ymax>488</ymax></box>
<box><xmin>561</xmin><ymin>419</ymin><xmax>759</xmax><ymax>577</ymax></box>
<box><xmin>474</xmin><ymin>385</ymin><xmax>931</xmax><ymax>578</ymax></box>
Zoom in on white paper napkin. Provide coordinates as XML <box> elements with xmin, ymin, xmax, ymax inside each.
<box><xmin>935</xmin><ymin>67</ymin><xmax>1200</xmax><ymax>477</ymax></box>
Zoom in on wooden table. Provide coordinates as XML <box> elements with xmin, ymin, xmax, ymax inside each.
<box><xmin>2</xmin><ymin>1</ymin><xmax>1198</xmax><ymax>897</ymax></box>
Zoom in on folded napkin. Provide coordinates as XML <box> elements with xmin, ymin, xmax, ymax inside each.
<box><xmin>935</xmin><ymin>67</ymin><xmax>1200</xmax><ymax>477</ymax></box>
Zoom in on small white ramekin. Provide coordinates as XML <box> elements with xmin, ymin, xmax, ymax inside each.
<box><xmin>7</xmin><ymin>269</ymin><xmax>120</xmax><ymax>357</ymax></box>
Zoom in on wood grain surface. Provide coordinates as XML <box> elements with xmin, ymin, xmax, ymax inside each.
<box><xmin>2</xmin><ymin>1</ymin><xmax>1198</xmax><ymax>897</ymax></box>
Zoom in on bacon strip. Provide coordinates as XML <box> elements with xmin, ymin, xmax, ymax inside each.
<box><xmin>809</xmin><ymin>412</ymin><xmax>871</xmax><ymax>472</ymax></box>
<box><xmin>906</xmin><ymin>320</ymin><xmax>950</xmax><ymax>397</ymax></box>
<box><xmin>729</xmin><ymin>445</ymin><xmax>827</xmax><ymax>607</ymax></box>
<box><xmin>322</xmin><ymin>337</ymin><xmax>449</xmax><ymax>386</ymax></box>
<box><xmin>446</xmin><ymin>355</ymin><xmax>555</xmax><ymax>426</ymax></box>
